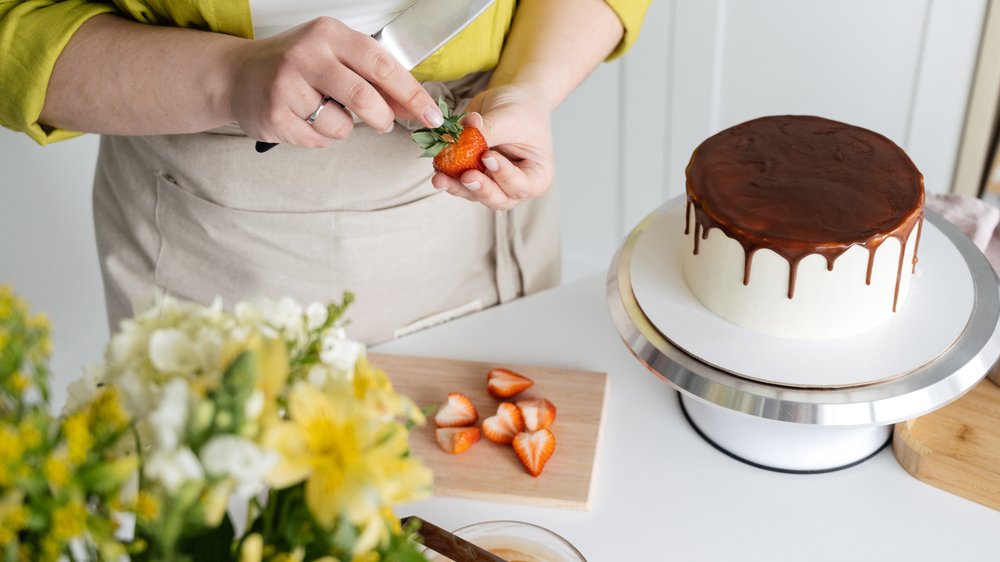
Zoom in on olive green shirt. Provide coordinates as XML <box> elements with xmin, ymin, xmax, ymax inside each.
<box><xmin>0</xmin><ymin>0</ymin><xmax>650</xmax><ymax>144</ymax></box>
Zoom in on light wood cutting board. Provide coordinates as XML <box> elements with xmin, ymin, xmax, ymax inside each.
<box><xmin>369</xmin><ymin>353</ymin><xmax>609</xmax><ymax>511</ymax></box>
<box><xmin>893</xmin><ymin>378</ymin><xmax>1000</xmax><ymax>511</ymax></box>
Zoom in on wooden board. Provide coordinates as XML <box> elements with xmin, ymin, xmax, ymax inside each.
<box><xmin>893</xmin><ymin>378</ymin><xmax>1000</xmax><ymax>511</ymax></box>
<box><xmin>369</xmin><ymin>353</ymin><xmax>609</xmax><ymax>511</ymax></box>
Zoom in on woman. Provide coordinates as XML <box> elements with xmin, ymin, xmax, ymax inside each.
<box><xmin>0</xmin><ymin>0</ymin><xmax>649</xmax><ymax>343</ymax></box>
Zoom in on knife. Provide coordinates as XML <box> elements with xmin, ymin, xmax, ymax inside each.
<box><xmin>255</xmin><ymin>0</ymin><xmax>496</xmax><ymax>153</ymax></box>
<box><xmin>401</xmin><ymin>517</ymin><xmax>509</xmax><ymax>562</ymax></box>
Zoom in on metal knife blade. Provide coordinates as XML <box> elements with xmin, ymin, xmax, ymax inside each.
<box><xmin>402</xmin><ymin>517</ymin><xmax>508</xmax><ymax>562</ymax></box>
<box><xmin>255</xmin><ymin>0</ymin><xmax>495</xmax><ymax>153</ymax></box>
<box><xmin>374</xmin><ymin>0</ymin><xmax>496</xmax><ymax>71</ymax></box>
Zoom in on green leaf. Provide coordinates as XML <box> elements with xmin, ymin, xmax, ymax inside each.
<box><xmin>410</xmin><ymin>131</ymin><xmax>438</xmax><ymax>149</ymax></box>
<box><xmin>437</xmin><ymin>97</ymin><xmax>450</xmax><ymax>118</ymax></box>
<box><xmin>419</xmin><ymin>144</ymin><xmax>446</xmax><ymax>158</ymax></box>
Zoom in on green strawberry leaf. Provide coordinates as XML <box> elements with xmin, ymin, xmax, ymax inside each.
<box><xmin>410</xmin><ymin>131</ymin><xmax>438</xmax><ymax>148</ymax></box>
<box><xmin>420</xmin><ymin>143</ymin><xmax>447</xmax><ymax>158</ymax></box>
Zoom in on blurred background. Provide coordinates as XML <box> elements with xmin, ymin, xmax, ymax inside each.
<box><xmin>2</xmin><ymin>0</ymin><xmax>998</xmax><ymax>408</ymax></box>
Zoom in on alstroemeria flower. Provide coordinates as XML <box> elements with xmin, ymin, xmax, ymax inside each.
<box><xmin>263</xmin><ymin>383</ymin><xmax>431</xmax><ymax>549</ymax></box>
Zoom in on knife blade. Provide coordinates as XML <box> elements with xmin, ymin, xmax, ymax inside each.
<box><xmin>255</xmin><ymin>0</ymin><xmax>496</xmax><ymax>153</ymax></box>
<box><xmin>402</xmin><ymin>517</ymin><xmax>509</xmax><ymax>562</ymax></box>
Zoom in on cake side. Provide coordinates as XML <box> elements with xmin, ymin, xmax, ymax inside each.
<box><xmin>682</xmin><ymin>115</ymin><xmax>925</xmax><ymax>339</ymax></box>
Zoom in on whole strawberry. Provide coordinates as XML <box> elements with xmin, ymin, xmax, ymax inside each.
<box><xmin>412</xmin><ymin>98</ymin><xmax>488</xmax><ymax>178</ymax></box>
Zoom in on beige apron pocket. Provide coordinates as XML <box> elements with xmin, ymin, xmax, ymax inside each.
<box><xmin>153</xmin><ymin>172</ymin><xmax>335</xmax><ymax>305</ymax></box>
<box><xmin>326</xmin><ymin>191</ymin><xmax>496</xmax><ymax>341</ymax></box>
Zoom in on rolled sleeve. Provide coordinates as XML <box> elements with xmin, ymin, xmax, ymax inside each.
<box><xmin>0</xmin><ymin>1</ymin><xmax>118</xmax><ymax>144</ymax></box>
<box><xmin>604</xmin><ymin>0</ymin><xmax>652</xmax><ymax>61</ymax></box>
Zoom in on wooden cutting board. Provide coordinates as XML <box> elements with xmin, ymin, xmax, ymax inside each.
<box><xmin>893</xmin><ymin>378</ymin><xmax>1000</xmax><ymax>511</ymax></box>
<box><xmin>369</xmin><ymin>353</ymin><xmax>609</xmax><ymax>511</ymax></box>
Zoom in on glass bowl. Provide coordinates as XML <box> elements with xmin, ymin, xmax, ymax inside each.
<box><xmin>424</xmin><ymin>520</ymin><xmax>587</xmax><ymax>562</ymax></box>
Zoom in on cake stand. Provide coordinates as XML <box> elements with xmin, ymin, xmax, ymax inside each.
<box><xmin>607</xmin><ymin>197</ymin><xmax>1000</xmax><ymax>472</ymax></box>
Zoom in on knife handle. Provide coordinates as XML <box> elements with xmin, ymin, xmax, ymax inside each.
<box><xmin>255</xmin><ymin>141</ymin><xmax>278</xmax><ymax>153</ymax></box>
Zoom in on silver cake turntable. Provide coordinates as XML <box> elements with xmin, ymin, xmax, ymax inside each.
<box><xmin>608</xmin><ymin>197</ymin><xmax>1000</xmax><ymax>472</ymax></box>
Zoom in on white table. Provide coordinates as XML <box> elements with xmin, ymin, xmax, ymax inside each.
<box><xmin>375</xmin><ymin>276</ymin><xmax>1000</xmax><ymax>562</ymax></box>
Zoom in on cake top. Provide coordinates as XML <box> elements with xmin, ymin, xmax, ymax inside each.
<box><xmin>686</xmin><ymin>115</ymin><xmax>924</xmax><ymax>247</ymax></box>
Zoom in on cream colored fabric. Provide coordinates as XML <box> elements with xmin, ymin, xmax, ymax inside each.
<box><xmin>92</xmin><ymin>80</ymin><xmax>560</xmax><ymax>344</ymax></box>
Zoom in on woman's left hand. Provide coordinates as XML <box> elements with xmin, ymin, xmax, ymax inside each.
<box><xmin>431</xmin><ymin>85</ymin><xmax>555</xmax><ymax>210</ymax></box>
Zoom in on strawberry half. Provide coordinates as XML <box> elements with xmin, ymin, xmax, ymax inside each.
<box><xmin>434</xmin><ymin>392</ymin><xmax>479</xmax><ymax>428</ymax></box>
<box><xmin>412</xmin><ymin>98</ymin><xmax>488</xmax><ymax>179</ymax></box>
<box><xmin>482</xmin><ymin>402</ymin><xmax>526</xmax><ymax>444</ymax></box>
<box><xmin>517</xmin><ymin>398</ymin><xmax>557</xmax><ymax>432</ymax></box>
<box><xmin>486</xmin><ymin>368</ymin><xmax>534</xmax><ymax>399</ymax></box>
<box><xmin>436</xmin><ymin>426</ymin><xmax>481</xmax><ymax>454</ymax></box>
<box><xmin>512</xmin><ymin>429</ymin><xmax>556</xmax><ymax>477</ymax></box>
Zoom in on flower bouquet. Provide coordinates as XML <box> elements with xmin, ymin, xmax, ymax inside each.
<box><xmin>0</xmin><ymin>285</ymin><xmax>433</xmax><ymax>562</ymax></box>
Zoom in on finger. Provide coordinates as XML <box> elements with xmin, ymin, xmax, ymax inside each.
<box><xmin>339</xmin><ymin>34</ymin><xmax>443</xmax><ymax>128</ymax></box>
<box><xmin>460</xmin><ymin>112</ymin><xmax>497</xmax><ymax>144</ymax></box>
<box><xmin>457</xmin><ymin>169</ymin><xmax>517</xmax><ymax>211</ymax></box>
<box><xmin>310</xmin><ymin>63</ymin><xmax>395</xmax><ymax>133</ymax></box>
<box><xmin>276</xmin><ymin>114</ymin><xmax>333</xmax><ymax>148</ymax></box>
<box><xmin>478</xmin><ymin>150</ymin><xmax>540</xmax><ymax>201</ymax></box>
<box><xmin>307</xmin><ymin>99</ymin><xmax>355</xmax><ymax>140</ymax></box>
<box><xmin>431</xmin><ymin>173</ymin><xmax>481</xmax><ymax>203</ymax></box>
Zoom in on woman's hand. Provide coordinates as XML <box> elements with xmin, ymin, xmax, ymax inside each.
<box><xmin>431</xmin><ymin>85</ymin><xmax>555</xmax><ymax>210</ymax></box>
<box><xmin>229</xmin><ymin>17</ymin><xmax>443</xmax><ymax>148</ymax></box>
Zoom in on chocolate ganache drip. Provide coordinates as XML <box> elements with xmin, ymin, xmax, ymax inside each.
<box><xmin>684</xmin><ymin>115</ymin><xmax>925</xmax><ymax>311</ymax></box>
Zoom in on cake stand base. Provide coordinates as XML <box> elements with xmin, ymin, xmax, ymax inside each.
<box><xmin>679</xmin><ymin>393</ymin><xmax>892</xmax><ymax>473</ymax></box>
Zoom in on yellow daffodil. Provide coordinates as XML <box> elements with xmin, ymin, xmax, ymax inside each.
<box><xmin>264</xmin><ymin>383</ymin><xmax>432</xmax><ymax>544</ymax></box>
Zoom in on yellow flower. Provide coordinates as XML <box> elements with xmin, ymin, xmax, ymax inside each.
<box><xmin>50</xmin><ymin>501</ymin><xmax>88</xmax><ymax>541</ymax></box>
<box><xmin>28</xmin><ymin>313</ymin><xmax>50</xmax><ymax>332</ymax></box>
<box><xmin>17</xmin><ymin>419</ymin><xmax>41</xmax><ymax>450</ymax></box>
<box><xmin>88</xmin><ymin>387</ymin><xmax>130</xmax><ymax>432</ymax></box>
<box><xmin>0</xmin><ymin>492</ymin><xmax>28</xmax><ymax>546</ymax></box>
<box><xmin>135</xmin><ymin>491</ymin><xmax>160</xmax><ymax>521</ymax></box>
<box><xmin>9</xmin><ymin>371</ymin><xmax>29</xmax><ymax>394</ymax></box>
<box><xmin>239</xmin><ymin>533</ymin><xmax>263</xmax><ymax>562</ymax></box>
<box><xmin>0</xmin><ymin>329</ymin><xmax>8</xmax><ymax>351</ymax></box>
<box><xmin>62</xmin><ymin>413</ymin><xmax>93</xmax><ymax>465</ymax></box>
<box><xmin>0</xmin><ymin>426</ymin><xmax>23</xmax><ymax>461</ymax></box>
<box><xmin>43</xmin><ymin>454</ymin><xmax>70</xmax><ymax>489</ymax></box>
<box><xmin>263</xmin><ymin>383</ymin><xmax>432</xmax><ymax>552</ymax></box>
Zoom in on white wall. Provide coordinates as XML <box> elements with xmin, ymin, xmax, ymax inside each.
<box><xmin>0</xmin><ymin>0</ymin><xmax>987</xmax><ymax>406</ymax></box>
<box><xmin>556</xmin><ymin>0</ymin><xmax>987</xmax><ymax>280</ymax></box>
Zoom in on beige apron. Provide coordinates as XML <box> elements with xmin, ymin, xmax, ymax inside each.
<box><xmin>92</xmin><ymin>76</ymin><xmax>560</xmax><ymax>344</ymax></box>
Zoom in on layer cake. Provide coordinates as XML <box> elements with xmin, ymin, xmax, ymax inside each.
<box><xmin>681</xmin><ymin>115</ymin><xmax>925</xmax><ymax>339</ymax></box>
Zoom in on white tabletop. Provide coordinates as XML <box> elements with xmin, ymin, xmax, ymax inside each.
<box><xmin>374</xmin><ymin>275</ymin><xmax>1000</xmax><ymax>562</ymax></box>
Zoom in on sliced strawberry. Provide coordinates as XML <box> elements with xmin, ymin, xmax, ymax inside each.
<box><xmin>486</xmin><ymin>368</ymin><xmax>534</xmax><ymax>399</ymax></box>
<box><xmin>435</xmin><ymin>426</ymin><xmax>481</xmax><ymax>454</ymax></box>
<box><xmin>481</xmin><ymin>402</ymin><xmax>526</xmax><ymax>444</ymax></box>
<box><xmin>517</xmin><ymin>398</ymin><xmax>557</xmax><ymax>431</ymax></box>
<box><xmin>512</xmin><ymin>429</ymin><xmax>556</xmax><ymax>477</ymax></box>
<box><xmin>434</xmin><ymin>393</ymin><xmax>479</xmax><ymax>428</ymax></box>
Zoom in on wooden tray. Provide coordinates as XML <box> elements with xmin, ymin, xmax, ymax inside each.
<box><xmin>893</xmin><ymin>377</ymin><xmax>1000</xmax><ymax>511</ymax></box>
<box><xmin>370</xmin><ymin>353</ymin><xmax>609</xmax><ymax>511</ymax></box>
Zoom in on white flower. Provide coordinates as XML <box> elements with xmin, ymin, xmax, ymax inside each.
<box><xmin>305</xmin><ymin>302</ymin><xmax>328</xmax><ymax>331</ymax></box>
<box><xmin>200</xmin><ymin>435</ymin><xmax>278</xmax><ymax>499</ymax></box>
<box><xmin>245</xmin><ymin>390</ymin><xmax>265</xmax><ymax>421</ymax></box>
<box><xmin>147</xmin><ymin>378</ymin><xmax>190</xmax><ymax>452</ymax></box>
<box><xmin>63</xmin><ymin>363</ymin><xmax>106</xmax><ymax>414</ymax></box>
<box><xmin>116</xmin><ymin>369</ymin><xmax>156</xmax><ymax>417</ymax></box>
<box><xmin>144</xmin><ymin>447</ymin><xmax>204</xmax><ymax>492</ymax></box>
<box><xmin>307</xmin><ymin>364</ymin><xmax>331</xmax><ymax>388</ymax></box>
<box><xmin>319</xmin><ymin>332</ymin><xmax>365</xmax><ymax>374</ymax></box>
<box><xmin>149</xmin><ymin>329</ymin><xmax>202</xmax><ymax>375</ymax></box>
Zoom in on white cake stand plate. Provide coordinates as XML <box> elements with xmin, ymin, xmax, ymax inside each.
<box><xmin>608</xmin><ymin>196</ymin><xmax>1000</xmax><ymax>472</ymax></box>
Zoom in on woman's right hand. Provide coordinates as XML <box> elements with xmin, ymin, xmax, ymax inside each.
<box><xmin>227</xmin><ymin>17</ymin><xmax>444</xmax><ymax>148</ymax></box>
